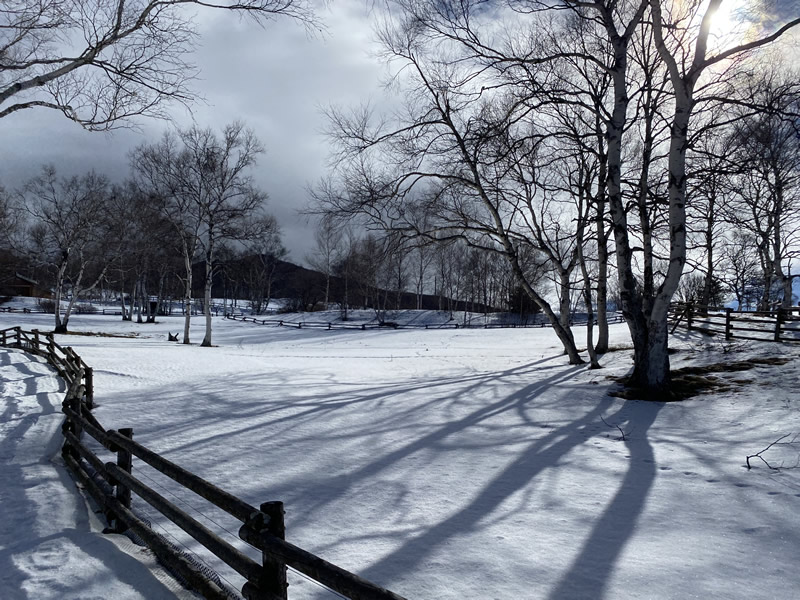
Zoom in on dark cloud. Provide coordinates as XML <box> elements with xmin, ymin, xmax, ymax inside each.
<box><xmin>0</xmin><ymin>0</ymin><xmax>389</xmax><ymax>263</ymax></box>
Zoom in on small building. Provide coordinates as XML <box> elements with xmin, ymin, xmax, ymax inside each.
<box><xmin>0</xmin><ymin>273</ymin><xmax>49</xmax><ymax>298</ymax></box>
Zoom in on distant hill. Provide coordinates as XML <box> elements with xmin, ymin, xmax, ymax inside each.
<box><xmin>194</xmin><ymin>256</ymin><xmax>505</xmax><ymax>314</ymax></box>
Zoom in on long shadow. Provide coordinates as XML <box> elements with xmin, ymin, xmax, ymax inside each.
<box><xmin>289</xmin><ymin>364</ymin><xmax>588</xmax><ymax>518</ymax></box>
<box><xmin>355</xmin><ymin>384</ymin><xmax>621</xmax><ymax>585</ymax></box>
<box><xmin>547</xmin><ymin>400</ymin><xmax>665</xmax><ymax>600</ymax></box>
<box><xmin>124</xmin><ymin>353</ymin><xmax>566</xmax><ymax>457</ymax></box>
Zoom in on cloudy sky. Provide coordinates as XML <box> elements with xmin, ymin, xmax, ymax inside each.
<box><xmin>0</xmin><ymin>0</ymin><xmax>389</xmax><ymax>263</ymax></box>
<box><xmin>1</xmin><ymin>0</ymin><xmax>797</xmax><ymax>264</ymax></box>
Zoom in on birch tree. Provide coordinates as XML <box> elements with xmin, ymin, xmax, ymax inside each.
<box><xmin>725</xmin><ymin>72</ymin><xmax>800</xmax><ymax>310</ymax></box>
<box><xmin>133</xmin><ymin>123</ymin><xmax>269</xmax><ymax>345</ymax></box>
<box><xmin>24</xmin><ymin>166</ymin><xmax>119</xmax><ymax>332</ymax></box>
<box><xmin>306</xmin><ymin>217</ymin><xmax>343</xmax><ymax>308</ymax></box>
<box><xmin>132</xmin><ymin>132</ymin><xmax>204</xmax><ymax>343</ymax></box>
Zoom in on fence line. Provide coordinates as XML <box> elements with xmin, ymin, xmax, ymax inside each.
<box><xmin>0</xmin><ymin>326</ymin><xmax>408</xmax><ymax>600</ymax></box>
<box><xmin>225</xmin><ymin>312</ymin><xmax>627</xmax><ymax>331</ymax></box>
<box><xmin>668</xmin><ymin>303</ymin><xmax>800</xmax><ymax>344</ymax></box>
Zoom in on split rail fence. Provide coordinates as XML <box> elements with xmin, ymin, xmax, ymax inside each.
<box><xmin>225</xmin><ymin>312</ymin><xmax>626</xmax><ymax>331</ymax></box>
<box><xmin>0</xmin><ymin>326</ymin><xmax>408</xmax><ymax>600</ymax></box>
<box><xmin>668</xmin><ymin>303</ymin><xmax>800</xmax><ymax>343</ymax></box>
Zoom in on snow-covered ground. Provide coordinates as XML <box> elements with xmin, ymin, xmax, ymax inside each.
<box><xmin>2</xmin><ymin>309</ymin><xmax>800</xmax><ymax>599</ymax></box>
<box><xmin>0</xmin><ymin>334</ymin><xmax>197</xmax><ymax>599</ymax></box>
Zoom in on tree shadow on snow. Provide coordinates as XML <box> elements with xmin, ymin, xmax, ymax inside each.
<box><xmin>546</xmin><ymin>400</ymin><xmax>664</xmax><ymax>600</ymax></box>
<box><xmin>86</xmin><ymin>348</ymin><xmax>667</xmax><ymax>599</ymax></box>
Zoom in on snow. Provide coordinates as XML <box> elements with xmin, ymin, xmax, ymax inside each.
<box><xmin>2</xmin><ymin>308</ymin><xmax>800</xmax><ymax>599</ymax></box>
<box><xmin>0</xmin><ymin>343</ymin><xmax>196</xmax><ymax>599</ymax></box>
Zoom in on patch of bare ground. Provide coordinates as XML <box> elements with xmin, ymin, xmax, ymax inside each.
<box><xmin>608</xmin><ymin>357</ymin><xmax>791</xmax><ymax>401</ymax></box>
<box><xmin>58</xmin><ymin>330</ymin><xmax>139</xmax><ymax>339</ymax></box>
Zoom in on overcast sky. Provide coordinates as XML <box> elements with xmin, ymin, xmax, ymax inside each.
<box><xmin>0</xmin><ymin>0</ymin><xmax>389</xmax><ymax>264</ymax></box>
<box><xmin>1</xmin><ymin>0</ymin><xmax>797</xmax><ymax>265</ymax></box>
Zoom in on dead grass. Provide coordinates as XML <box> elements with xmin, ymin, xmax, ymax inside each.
<box><xmin>608</xmin><ymin>357</ymin><xmax>791</xmax><ymax>401</ymax></box>
<box><xmin>58</xmin><ymin>330</ymin><xmax>139</xmax><ymax>339</ymax></box>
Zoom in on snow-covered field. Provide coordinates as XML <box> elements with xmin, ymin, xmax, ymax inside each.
<box><xmin>2</xmin><ymin>310</ymin><xmax>800</xmax><ymax>600</ymax></box>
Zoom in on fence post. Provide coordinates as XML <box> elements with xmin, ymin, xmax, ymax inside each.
<box><xmin>725</xmin><ymin>308</ymin><xmax>733</xmax><ymax>340</ymax></box>
<box><xmin>32</xmin><ymin>329</ymin><xmax>41</xmax><ymax>353</ymax></box>
<box><xmin>61</xmin><ymin>395</ymin><xmax>81</xmax><ymax>461</ymax></box>
<box><xmin>260</xmin><ymin>501</ymin><xmax>288</xmax><ymax>600</ymax></box>
<box><xmin>114</xmin><ymin>428</ymin><xmax>134</xmax><ymax>533</ymax></box>
<box><xmin>1</xmin><ymin>328</ymin><xmax>5</xmax><ymax>346</ymax></box>
<box><xmin>775</xmin><ymin>308</ymin><xmax>784</xmax><ymax>342</ymax></box>
<box><xmin>686</xmin><ymin>303</ymin><xmax>694</xmax><ymax>331</ymax></box>
<box><xmin>84</xmin><ymin>367</ymin><xmax>94</xmax><ymax>410</ymax></box>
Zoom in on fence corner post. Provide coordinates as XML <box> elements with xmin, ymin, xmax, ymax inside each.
<box><xmin>260</xmin><ymin>501</ymin><xmax>288</xmax><ymax>600</ymax></box>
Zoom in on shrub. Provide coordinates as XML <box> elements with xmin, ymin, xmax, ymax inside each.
<box><xmin>37</xmin><ymin>299</ymin><xmax>56</xmax><ymax>313</ymax></box>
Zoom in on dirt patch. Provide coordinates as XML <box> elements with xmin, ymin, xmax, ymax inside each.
<box><xmin>58</xmin><ymin>330</ymin><xmax>139</xmax><ymax>339</ymax></box>
<box><xmin>608</xmin><ymin>357</ymin><xmax>791</xmax><ymax>401</ymax></box>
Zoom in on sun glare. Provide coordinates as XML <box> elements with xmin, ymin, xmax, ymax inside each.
<box><xmin>708</xmin><ymin>0</ymin><xmax>751</xmax><ymax>51</ymax></box>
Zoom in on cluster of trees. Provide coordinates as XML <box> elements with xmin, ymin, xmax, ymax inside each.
<box><xmin>312</xmin><ymin>0</ymin><xmax>800</xmax><ymax>392</ymax></box>
<box><xmin>306</xmin><ymin>223</ymin><xmax>563</xmax><ymax>320</ymax></box>
<box><xmin>2</xmin><ymin>123</ymin><xmax>282</xmax><ymax>346</ymax></box>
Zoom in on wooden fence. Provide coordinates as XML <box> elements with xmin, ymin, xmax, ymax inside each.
<box><xmin>225</xmin><ymin>312</ymin><xmax>627</xmax><ymax>331</ymax></box>
<box><xmin>669</xmin><ymin>303</ymin><xmax>800</xmax><ymax>343</ymax></box>
<box><xmin>0</xmin><ymin>326</ymin><xmax>408</xmax><ymax>600</ymax></box>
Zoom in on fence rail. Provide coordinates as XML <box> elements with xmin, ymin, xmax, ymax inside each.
<box><xmin>668</xmin><ymin>303</ymin><xmax>800</xmax><ymax>344</ymax></box>
<box><xmin>0</xmin><ymin>326</ymin><xmax>408</xmax><ymax>600</ymax></box>
<box><xmin>225</xmin><ymin>312</ymin><xmax>627</xmax><ymax>331</ymax></box>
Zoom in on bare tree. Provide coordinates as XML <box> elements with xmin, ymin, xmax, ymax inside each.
<box><xmin>135</xmin><ymin>123</ymin><xmax>269</xmax><ymax>345</ymax></box>
<box><xmin>317</xmin><ymin>0</ymin><xmax>799</xmax><ymax>390</ymax></box>
<box><xmin>318</xmin><ymin>20</ymin><xmax>587</xmax><ymax>363</ymax></box>
<box><xmin>725</xmin><ymin>72</ymin><xmax>800</xmax><ymax>310</ymax></box>
<box><xmin>23</xmin><ymin>166</ymin><xmax>119</xmax><ymax>332</ymax></box>
<box><xmin>184</xmin><ymin>123</ymin><xmax>269</xmax><ymax>346</ymax></box>
<box><xmin>0</xmin><ymin>0</ymin><xmax>317</xmax><ymax>129</ymax></box>
<box><xmin>306</xmin><ymin>217</ymin><xmax>343</xmax><ymax>308</ymax></box>
<box><xmin>718</xmin><ymin>231</ymin><xmax>761</xmax><ymax>309</ymax></box>
<box><xmin>244</xmin><ymin>215</ymin><xmax>286</xmax><ymax>314</ymax></box>
<box><xmin>132</xmin><ymin>131</ymin><xmax>204</xmax><ymax>343</ymax></box>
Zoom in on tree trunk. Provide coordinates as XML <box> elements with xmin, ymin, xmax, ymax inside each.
<box><xmin>150</xmin><ymin>272</ymin><xmax>165</xmax><ymax>323</ymax></box>
<box><xmin>182</xmin><ymin>252</ymin><xmax>192</xmax><ymax>344</ymax></box>
<box><xmin>202</xmin><ymin>251</ymin><xmax>213</xmax><ymax>347</ymax></box>
<box><xmin>136</xmin><ymin>277</ymin><xmax>144</xmax><ymax>323</ymax></box>
<box><xmin>595</xmin><ymin>235</ymin><xmax>609</xmax><ymax>353</ymax></box>
<box><xmin>119</xmin><ymin>270</ymin><xmax>129</xmax><ymax>321</ymax></box>
<box><xmin>53</xmin><ymin>258</ymin><xmax>68</xmax><ymax>332</ymax></box>
<box><xmin>629</xmin><ymin>315</ymin><xmax>670</xmax><ymax>394</ymax></box>
<box><xmin>558</xmin><ymin>269</ymin><xmax>571</xmax><ymax>331</ymax></box>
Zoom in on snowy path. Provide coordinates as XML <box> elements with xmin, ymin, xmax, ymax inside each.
<box><xmin>0</xmin><ymin>348</ymin><xmax>190</xmax><ymax>600</ymax></box>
